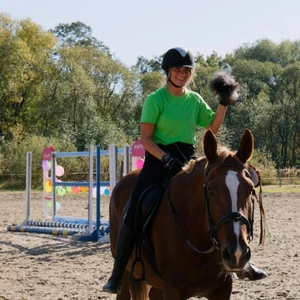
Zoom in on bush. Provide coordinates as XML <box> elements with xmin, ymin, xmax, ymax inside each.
<box><xmin>250</xmin><ymin>148</ymin><xmax>277</xmax><ymax>185</ymax></box>
<box><xmin>0</xmin><ymin>134</ymin><xmax>77</xmax><ymax>189</ymax></box>
<box><xmin>0</xmin><ymin>133</ymin><xmax>127</xmax><ymax>189</ymax></box>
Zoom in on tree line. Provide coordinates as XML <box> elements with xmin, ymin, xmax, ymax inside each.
<box><xmin>1</xmin><ymin>13</ymin><xmax>300</xmax><ymax>188</ymax></box>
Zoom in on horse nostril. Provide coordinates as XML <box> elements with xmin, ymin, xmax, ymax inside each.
<box><xmin>222</xmin><ymin>247</ymin><xmax>231</xmax><ymax>262</ymax></box>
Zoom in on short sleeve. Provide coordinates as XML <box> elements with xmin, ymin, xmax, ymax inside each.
<box><xmin>196</xmin><ymin>96</ymin><xmax>215</xmax><ymax>128</ymax></box>
<box><xmin>141</xmin><ymin>94</ymin><xmax>161</xmax><ymax>124</ymax></box>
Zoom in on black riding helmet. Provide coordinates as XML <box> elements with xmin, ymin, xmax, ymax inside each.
<box><xmin>162</xmin><ymin>47</ymin><xmax>195</xmax><ymax>73</ymax></box>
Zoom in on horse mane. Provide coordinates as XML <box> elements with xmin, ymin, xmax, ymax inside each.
<box><xmin>183</xmin><ymin>146</ymin><xmax>236</xmax><ymax>174</ymax></box>
<box><xmin>183</xmin><ymin>157</ymin><xmax>204</xmax><ymax>174</ymax></box>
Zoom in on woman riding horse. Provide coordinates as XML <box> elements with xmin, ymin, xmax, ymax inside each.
<box><xmin>102</xmin><ymin>47</ymin><xmax>267</xmax><ymax>295</ymax></box>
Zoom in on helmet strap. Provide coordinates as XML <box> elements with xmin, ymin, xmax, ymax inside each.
<box><xmin>167</xmin><ymin>70</ymin><xmax>185</xmax><ymax>88</ymax></box>
<box><xmin>168</xmin><ymin>78</ymin><xmax>184</xmax><ymax>88</ymax></box>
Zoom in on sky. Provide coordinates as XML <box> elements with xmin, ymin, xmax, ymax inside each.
<box><xmin>1</xmin><ymin>0</ymin><xmax>300</xmax><ymax>67</ymax></box>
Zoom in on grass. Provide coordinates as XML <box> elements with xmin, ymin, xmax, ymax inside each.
<box><xmin>262</xmin><ymin>184</ymin><xmax>300</xmax><ymax>194</ymax></box>
<box><xmin>1</xmin><ymin>185</ymin><xmax>300</xmax><ymax>194</ymax></box>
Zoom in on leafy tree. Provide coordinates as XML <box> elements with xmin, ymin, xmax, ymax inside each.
<box><xmin>0</xmin><ymin>13</ymin><xmax>57</xmax><ymax>140</ymax></box>
<box><xmin>51</xmin><ymin>21</ymin><xmax>110</xmax><ymax>54</ymax></box>
<box><xmin>135</xmin><ymin>55</ymin><xmax>163</xmax><ymax>74</ymax></box>
<box><xmin>40</xmin><ymin>22</ymin><xmax>139</xmax><ymax>144</ymax></box>
<box><xmin>73</xmin><ymin>115</ymin><xmax>128</xmax><ymax>150</ymax></box>
<box><xmin>234</xmin><ymin>38</ymin><xmax>300</xmax><ymax>67</ymax></box>
<box><xmin>227</xmin><ymin>39</ymin><xmax>300</xmax><ymax>167</ymax></box>
<box><xmin>274</xmin><ymin>63</ymin><xmax>300</xmax><ymax>167</ymax></box>
<box><xmin>139</xmin><ymin>71</ymin><xmax>164</xmax><ymax>99</ymax></box>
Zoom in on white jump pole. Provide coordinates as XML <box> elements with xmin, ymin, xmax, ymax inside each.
<box><xmin>88</xmin><ymin>145</ymin><xmax>94</xmax><ymax>234</ymax></box>
<box><xmin>109</xmin><ymin>144</ymin><xmax>117</xmax><ymax>192</ymax></box>
<box><xmin>24</xmin><ymin>152</ymin><xmax>32</xmax><ymax>223</ymax></box>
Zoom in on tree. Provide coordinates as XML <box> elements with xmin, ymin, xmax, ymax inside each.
<box><xmin>51</xmin><ymin>21</ymin><xmax>110</xmax><ymax>54</ymax></box>
<box><xmin>139</xmin><ymin>71</ymin><xmax>164</xmax><ymax>99</ymax></box>
<box><xmin>234</xmin><ymin>38</ymin><xmax>300</xmax><ymax>67</ymax></box>
<box><xmin>274</xmin><ymin>63</ymin><xmax>300</xmax><ymax>167</ymax></box>
<box><xmin>134</xmin><ymin>55</ymin><xmax>162</xmax><ymax>74</ymax></box>
<box><xmin>0</xmin><ymin>13</ymin><xmax>57</xmax><ymax>140</ymax></box>
<box><xmin>227</xmin><ymin>39</ymin><xmax>300</xmax><ymax>167</ymax></box>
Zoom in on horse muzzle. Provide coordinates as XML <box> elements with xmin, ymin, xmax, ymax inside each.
<box><xmin>221</xmin><ymin>244</ymin><xmax>251</xmax><ymax>272</ymax></box>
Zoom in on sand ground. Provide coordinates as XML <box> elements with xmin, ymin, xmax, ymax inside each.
<box><xmin>1</xmin><ymin>190</ymin><xmax>300</xmax><ymax>300</ymax></box>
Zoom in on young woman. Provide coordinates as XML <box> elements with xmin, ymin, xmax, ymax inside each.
<box><xmin>103</xmin><ymin>47</ymin><xmax>267</xmax><ymax>294</ymax></box>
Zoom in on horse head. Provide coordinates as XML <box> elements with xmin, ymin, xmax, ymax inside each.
<box><xmin>203</xmin><ymin>129</ymin><xmax>263</xmax><ymax>272</ymax></box>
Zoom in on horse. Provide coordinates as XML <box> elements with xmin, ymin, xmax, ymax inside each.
<box><xmin>108</xmin><ymin>129</ymin><xmax>265</xmax><ymax>300</ymax></box>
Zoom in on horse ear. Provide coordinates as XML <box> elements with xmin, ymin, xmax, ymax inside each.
<box><xmin>236</xmin><ymin>129</ymin><xmax>254</xmax><ymax>163</ymax></box>
<box><xmin>204</xmin><ymin>130</ymin><xmax>218</xmax><ymax>162</ymax></box>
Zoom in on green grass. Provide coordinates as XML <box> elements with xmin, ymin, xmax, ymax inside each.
<box><xmin>1</xmin><ymin>185</ymin><xmax>300</xmax><ymax>194</ymax></box>
<box><xmin>262</xmin><ymin>184</ymin><xmax>300</xmax><ymax>194</ymax></box>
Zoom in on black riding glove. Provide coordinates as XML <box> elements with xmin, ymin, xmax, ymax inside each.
<box><xmin>161</xmin><ymin>153</ymin><xmax>183</xmax><ymax>173</ymax></box>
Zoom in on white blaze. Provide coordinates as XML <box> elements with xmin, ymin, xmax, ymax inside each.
<box><xmin>225</xmin><ymin>170</ymin><xmax>242</xmax><ymax>262</ymax></box>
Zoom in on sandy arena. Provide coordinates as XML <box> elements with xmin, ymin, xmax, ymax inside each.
<box><xmin>1</xmin><ymin>191</ymin><xmax>299</xmax><ymax>300</ymax></box>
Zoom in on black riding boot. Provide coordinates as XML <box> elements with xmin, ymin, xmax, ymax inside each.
<box><xmin>102</xmin><ymin>222</ymin><xmax>136</xmax><ymax>294</ymax></box>
<box><xmin>237</xmin><ymin>262</ymin><xmax>267</xmax><ymax>281</ymax></box>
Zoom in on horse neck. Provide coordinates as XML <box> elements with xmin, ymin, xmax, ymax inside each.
<box><xmin>171</xmin><ymin>161</ymin><xmax>208</xmax><ymax>237</ymax></box>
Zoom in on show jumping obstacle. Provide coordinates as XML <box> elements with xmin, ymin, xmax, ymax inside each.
<box><xmin>7</xmin><ymin>144</ymin><xmax>135</xmax><ymax>242</ymax></box>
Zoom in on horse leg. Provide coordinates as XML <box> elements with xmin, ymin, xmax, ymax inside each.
<box><xmin>116</xmin><ymin>271</ymin><xmax>131</xmax><ymax>300</ymax></box>
<box><xmin>206</xmin><ymin>275</ymin><xmax>232</xmax><ymax>300</ymax></box>
<box><xmin>130</xmin><ymin>280</ymin><xmax>149</xmax><ymax>299</ymax></box>
<box><xmin>161</xmin><ymin>286</ymin><xmax>184</xmax><ymax>300</ymax></box>
<box><xmin>149</xmin><ymin>287</ymin><xmax>163</xmax><ymax>299</ymax></box>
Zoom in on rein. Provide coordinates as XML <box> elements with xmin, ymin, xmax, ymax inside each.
<box><xmin>164</xmin><ymin>182</ymin><xmax>216</xmax><ymax>254</ymax></box>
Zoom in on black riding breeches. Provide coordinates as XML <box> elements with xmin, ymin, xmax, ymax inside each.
<box><xmin>124</xmin><ymin>142</ymin><xmax>197</xmax><ymax>227</ymax></box>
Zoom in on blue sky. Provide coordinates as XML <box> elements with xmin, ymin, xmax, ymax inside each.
<box><xmin>1</xmin><ymin>0</ymin><xmax>300</xmax><ymax>67</ymax></box>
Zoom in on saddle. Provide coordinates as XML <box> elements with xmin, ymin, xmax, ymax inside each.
<box><xmin>125</xmin><ymin>182</ymin><xmax>166</xmax><ymax>281</ymax></box>
<box><xmin>136</xmin><ymin>182</ymin><xmax>165</xmax><ymax>234</ymax></box>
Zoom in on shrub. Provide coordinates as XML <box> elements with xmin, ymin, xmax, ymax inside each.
<box><xmin>250</xmin><ymin>149</ymin><xmax>277</xmax><ymax>185</ymax></box>
<box><xmin>0</xmin><ymin>134</ymin><xmax>77</xmax><ymax>189</ymax></box>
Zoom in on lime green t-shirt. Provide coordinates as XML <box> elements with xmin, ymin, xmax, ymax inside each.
<box><xmin>141</xmin><ymin>87</ymin><xmax>215</xmax><ymax>145</ymax></box>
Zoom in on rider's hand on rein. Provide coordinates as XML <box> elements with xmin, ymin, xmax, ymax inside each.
<box><xmin>161</xmin><ymin>153</ymin><xmax>183</xmax><ymax>172</ymax></box>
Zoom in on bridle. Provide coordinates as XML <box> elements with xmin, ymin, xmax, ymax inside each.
<box><xmin>166</xmin><ymin>158</ymin><xmax>256</xmax><ymax>254</ymax></box>
<box><xmin>203</xmin><ymin>160</ymin><xmax>255</xmax><ymax>250</ymax></box>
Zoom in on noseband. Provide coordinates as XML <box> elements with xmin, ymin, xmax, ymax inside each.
<box><xmin>203</xmin><ymin>160</ymin><xmax>255</xmax><ymax>250</ymax></box>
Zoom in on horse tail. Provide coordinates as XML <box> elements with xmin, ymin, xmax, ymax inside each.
<box><xmin>130</xmin><ymin>281</ymin><xmax>148</xmax><ymax>300</ymax></box>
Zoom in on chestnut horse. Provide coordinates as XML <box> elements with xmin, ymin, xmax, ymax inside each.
<box><xmin>109</xmin><ymin>129</ymin><xmax>265</xmax><ymax>300</ymax></box>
